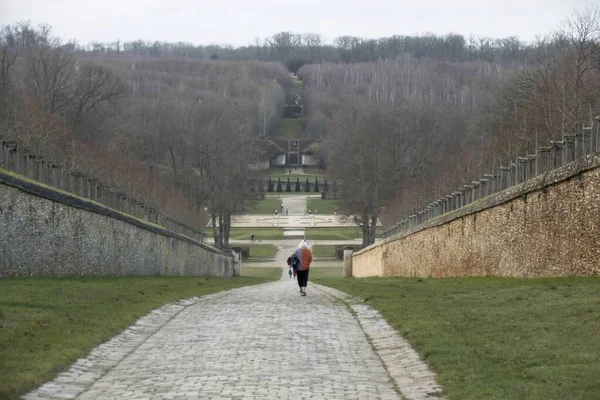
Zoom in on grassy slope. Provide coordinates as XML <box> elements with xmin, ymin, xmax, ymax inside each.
<box><xmin>230</xmin><ymin>243</ymin><xmax>278</xmax><ymax>259</ymax></box>
<box><xmin>228</xmin><ymin>228</ymin><xmax>284</xmax><ymax>240</ymax></box>
<box><xmin>241</xmin><ymin>267</ymin><xmax>282</xmax><ymax>280</ymax></box>
<box><xmin>307</xmin><ymin>199</ymin><xmax>341</xmax><ymax>214</ymax></box>
<box><xmin>0</xmin><ymin>276</ymin><xmax>276</xmax><ymax>398</ymax></box>
<box><xmin>305</xmin><ymin>227</ymin><xmax>364</xmax><ymax>240</ymax></box>
<box><xmin>244</xmin><ymin>198</ymin><xmax>283</xmax><ymax>214</ymax></box>
<box><xmin>311</xmin><ymin>276</ymin><xmax>600</xmax><ymax>400</ymax></box>
<box><xmin>275</xmin><ymin>118</ymin><xmax>304</xmax><ymax>139</ymax></box>
<box><xmin>309</xmin><ymin>265</ymin><xmax>344</xmax><ymax>279</ymax></box>
<box><xmin>311</xmin><ymin>245</ymin><xmax>337</xmax><ymax>258</ymax></box>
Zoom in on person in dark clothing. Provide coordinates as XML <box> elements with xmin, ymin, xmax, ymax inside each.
<box><xmin>293</xmin><ymin>240</ymin><xmax>312</xmax><ymax>296</ymax></box>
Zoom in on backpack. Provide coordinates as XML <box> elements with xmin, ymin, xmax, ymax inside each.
<box><xmin>287</xmin><ymin>254</ymin><xmax>301</xmax><ymax>271</ymax></box>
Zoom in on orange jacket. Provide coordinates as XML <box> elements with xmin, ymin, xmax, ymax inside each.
<box><xmin>294</xmin><ymin>248</ymin><xmax>312</xmax><ymax>271</ymax></box>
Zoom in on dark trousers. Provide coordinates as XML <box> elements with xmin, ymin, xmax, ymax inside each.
<box><xmin>297</xmin><ymin>269</ymin><xmax>309</xmax><ymax>288</ymax></box>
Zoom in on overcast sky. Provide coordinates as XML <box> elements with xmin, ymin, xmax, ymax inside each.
<box><xmin>0</xmin><ymin>0</ymin><xmax>592</xmax><ymax>46</ymax></box>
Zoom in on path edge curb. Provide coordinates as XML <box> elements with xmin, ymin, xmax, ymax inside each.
<box><xmin>21</xmin><ymin>284</ymin><xmax>272</xmax><ymax>400</ymax></box>
<box><xmin>311</xmin><ymin>283</ymin><xmax>447</xmax><ymax>400</ymax></box>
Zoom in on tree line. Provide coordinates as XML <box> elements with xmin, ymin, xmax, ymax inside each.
<box><xmin>297</xmin><ymin>6</ymin><xmax>600</xmax><ymax>245</ymax></box>
<box><xmin>0</xmin><ymin>22</ymin><xmax>291</xmax><ymax>248</ymax></box>
<box><xmin>2</xmin><ymin>5</ymin><xmax>598</xmax><ymax>248</ymax></box>
<box><xmin>73</xmin><ymin>31</ymin><xmax>540</xmax><ymax>72</ymax></box>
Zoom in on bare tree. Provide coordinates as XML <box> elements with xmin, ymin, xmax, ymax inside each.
<box><xmin>0</xmin><ymin>26</ymin><xmax>18</xmax><ymax>88</ymax></box>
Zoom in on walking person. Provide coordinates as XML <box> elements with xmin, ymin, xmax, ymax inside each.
<box><xmin>293</xmin><ymin>240</ymin><xmax>312</xmax><ymax>296</ymax></box>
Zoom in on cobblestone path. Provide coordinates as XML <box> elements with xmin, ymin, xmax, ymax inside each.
<box><xmin>25</xmin><ymin>271</ymin><xmax>444</xmax><ymax>400</ymax></box>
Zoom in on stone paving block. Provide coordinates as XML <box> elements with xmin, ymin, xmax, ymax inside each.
<box><xmin>24</xmin><ymin>270</ymin><xmax>446</xmax><ymax>400</ymax></box>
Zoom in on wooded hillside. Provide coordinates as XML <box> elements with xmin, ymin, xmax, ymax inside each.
<box><xmin>0</xmin><ymin>23</ymin><xmax>290</xmax><ymax>239</ymax></box>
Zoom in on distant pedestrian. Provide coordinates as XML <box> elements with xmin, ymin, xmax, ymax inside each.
<box><xmin>285</xmin><ymin>208</ymin><xmax>288</xmax><ymax>216</ymax></box>
<box><xmin>308</xmin><ymin>209</ymin><xmax>311</xmax><ymax>215</ymax></box>
<box><xmin>292</xmin><ymin>240</ymin><xmax>312</xmax><ymax>296</ymax></box>
<box><xmin>275</xmin><ymin>209</ymin><xmax>278</xmax><ymax>216</ymax></box>
<box><xmin>288</xmin><ymin>267</ymin><xmax>293</xmax><ymax>279</ymax></box>
<box><xmin>251</xmin><ymin>234</ymin><xmax>256</xmax><ymax>242</ymax></box>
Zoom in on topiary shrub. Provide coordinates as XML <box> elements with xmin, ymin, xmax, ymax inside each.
<box><xmin>314</xmin><ymin>178</ymin><xmax>320</xmax><ymax>192</ymax></box>
<box><xmin>295</xmin><ymin>178</ymin><xmax>301</xmax><ymax>192</ymax></box>
<box><xmin>267</xmin><ymin>178</ymin><xmax>273</xmax><ymax>192</ymax></box>
<box><xmin>305</xmin><ymin>178</ymin><xmax>310</xmax><ymax>192</ymax></box>
<box><xmin>276</xmin><ymin>178</ymin><xmax>283</xmax><ymax>192</ymax></box>
<box><xmin>286</xmin><ymin>177</ymin><xmax>292</xmax><ymax>192</ymax></box>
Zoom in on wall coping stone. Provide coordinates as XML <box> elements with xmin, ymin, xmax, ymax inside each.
<box><xmin>357</xmin><ymin>153</ymin><xmax>600</xmax><ymax>257</ymax></box>
<box><xmin>0</xmin><ymin>170</ymin><xmax>228</xmax><ymax>257</ymax></box>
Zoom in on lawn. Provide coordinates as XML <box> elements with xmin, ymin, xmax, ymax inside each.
<box><xmin>228</xmin><ymin>228</ymin><xmax>284</xmax><ymax>240</ymax></box>
<box><xmin>247</xmin><ymin>244</ymin><xmax>278</xmax><ymax>259</ymax></box>
<box><xmin>305</xmin><ymin>227</ymin><xmax>364</xmax><ymax>240</ymax></box>
<box><xmin>310</xmin><ymin>276</ymin><xmax>600</xmax><ymax>400</ymax></box>
<box><xmin>230</xmin><ymin>243</ymin><xmax>278</xmax><ymax>259</ymax></box>
<box><xmin>311</xmin><ymin>245</ymin><xmax>337</xmax><ymax>259</ymax></box>
<box><xmin>307</xmin><ymin>199</ymin><xmax>342</xmax><ymax>214</ymax></box>
<box><xmin>301</xmin><ymin>166</ymin><xmax>323</xmax><ymax>175</ymax></box>
<box><xmin>241</xmin><ymin>267</ymin><xmax>282</xmax><ymax>280</ymax></box>
<box><xmin>309</xmin><ymin>265</ymin><xmax>343</xmax><ymax>279</ymax></box>
<box><xmin>0</xmin><ymin>276</ymin><xmax>275</xmax><ymax>399</ymax></box>
<box><xmin>275</xmin><ymin>118</ymin><xmax>304</xmax><ymax>139</ymax></box>
<box><xmin>243</xmin><ymin>198</ymin><xmax>283</xmax><ymax>214</ymax></box>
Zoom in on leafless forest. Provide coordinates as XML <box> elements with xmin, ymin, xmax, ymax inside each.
<box><xmin>1</xmin><ymin>6</ymin><xmax>599</xmax><ymax>246</ymax></box>
<box><xmin>298</xmin><ymin>6</ymin><xmax>600</xmax><ymax>241</ymax></box>
<box><xmin>0</xmin><ymin>23</ymin><xmax>291</xmax><ymax>247</ymax></box>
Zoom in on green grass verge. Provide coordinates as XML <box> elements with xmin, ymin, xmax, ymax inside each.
<box><xmin>307</xmin><ymin>199</ymin><xmax>342</xmax><ymax>214</ymax></box>
<box><xmin>231</xmin><ymin>243</ymin><xmax>278</xmax><ymax>259</ymax></box>
<box><xmin>275</xmin><ymin>118</ymin><xmax>304</xmax><ymax>139</ymax></box>
<box><xmin>305</xmin><ymin>227</ymin><xmax>363</xmax><ymax>240</ymax></box>
<box><xmin>309</xmin><ymin>265</ymin><xmax>344</xmax><ymax>279</ymax></box>
<box><xmin>228</xmin><ymin>228</ymin><xmax>284</xmax><ymax>240</ymax></box>
<box><xmin>294</xmin><ymin>80</ymin><xmax>303</xmax><ymax>92</ymax></box>
<box><xmin>0</xmin><ymin>276</ymin><xmax>274</xmax><ymax>399</ymax></box>
<box><xmin>311</xmin><ymin>245</ymin><xmax>337</xmax><ymax>258</ymax></box>
<box><xmin>240</xmin><ymin>267</ymin><xmax>282</xmax><ymax>280</ymax></box>
<box><xmin>301</xmin><ymin>166</ymin><xmax>323</xmax><ymax>175</ymax></box>
<box><xmin>244</xmin><ymin>198</ymin><xmax>283</xmax><ymax>214</ymax></box>
<box><xmin>310</xmin><ymin>276</ymin><xmax>600</xmax><ymax>400</ymax></box>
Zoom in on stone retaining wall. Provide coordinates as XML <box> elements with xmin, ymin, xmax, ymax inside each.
<box><xmin>353</xmin><ymin>156</ymin><xmax>600</xmax><ymax>278</ymax></box>
<box><xmin>0</xmin><ymin>171</ymin><xmax>232</xmax><ymax>277</ymax></box>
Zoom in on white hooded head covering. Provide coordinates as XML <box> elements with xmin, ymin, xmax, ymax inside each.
<box><xmin>299</xmin><ymin>240</ymin><xmax>309</xmax><ymax>249</ymax></box>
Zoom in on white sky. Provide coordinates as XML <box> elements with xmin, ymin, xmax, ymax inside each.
<box><xmin>0</xmin><ymin>0</ymin><xmax>592</xmax><ymax>46</ymax></box>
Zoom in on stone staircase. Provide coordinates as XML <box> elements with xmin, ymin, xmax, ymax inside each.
<box><xmin>283</xmin><ymin>228</ymin><xmax>305</xmax><ymax>239</ymax></box>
